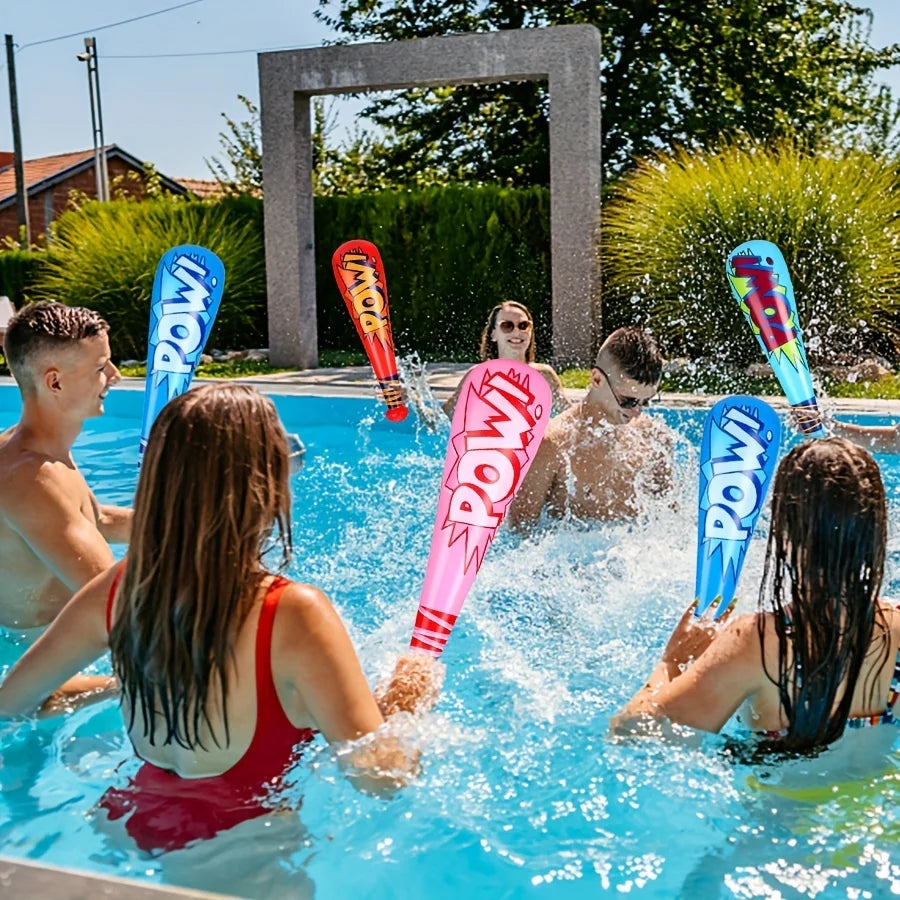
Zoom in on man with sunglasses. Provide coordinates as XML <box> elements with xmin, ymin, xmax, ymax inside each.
<box><xmin>509</xmin><ymin>327</ymin><xmax>673</xmax><ymax>529</ymax></box>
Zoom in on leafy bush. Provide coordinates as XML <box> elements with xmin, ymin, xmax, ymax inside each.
<box><xmin>315</xmin><ymin>184</ymin><xmax>551</xmax><ymax>360</ymax></box>
<box><xmin>34</xmin><ymin>196</ymin><xmax>266</xmax><ymax>359</ymax></box>
<box><xmin>0</xmin><ymin>248</ymin><xmax>44</xmax><ymax>308</ymax></box>
<box><xmin>602</xmin><ymin>141</ymin><xmax>900</xmax><ymax>368</ymax></box>
<box><xmin>27</xmin><ymin>186</ymin><xmax>552</xmax><ymax>363</ymax></box>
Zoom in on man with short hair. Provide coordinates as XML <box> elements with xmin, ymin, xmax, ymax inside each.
<box><xmin>0</xmin><ymin>301</ymin><xmax>131</xmax><ymax>629</ymax></box>
<box><xmin>509</xmin><ymin>327</ymin><xmax>674</xmax><ymax>528</ymax></box>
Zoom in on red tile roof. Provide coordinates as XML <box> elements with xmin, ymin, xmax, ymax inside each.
<box><xmin>0</xmin><ymin>146</ymin><xmax>187</xmax><ymax>207</ymax></box>
<box><xmin>176</xmin><ymin>178</ymin><xmax>227</xmax><ymax>199</ymax></box>
<box><xmin>0</xmin><ymin>149</ymin><xmax>96</xmax><ymax>203</ymax></box>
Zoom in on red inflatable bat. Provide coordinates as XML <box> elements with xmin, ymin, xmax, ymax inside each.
<box><xmin>332</xmin><ymin>240</ymin><xmax>409</xmax><ymax>422</ymax></box>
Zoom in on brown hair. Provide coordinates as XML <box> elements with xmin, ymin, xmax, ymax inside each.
<box><xmin>5</xmin><ymin>301</ymin><xmax>109</xmax><ymax>389</ymax></box>
<box><xmin>479</xmin><ymin>301</ymin><xmax>536</xmax><ymax>363</ymax></box>
<box><xmin>597</xmin><ymin>327</ymin><xmax>663</xmax><ymax>385</ymax></box>
<box><xmin>760</xmin><ymin>438</ymin><xmax>889</xmax><ymax>751</ymax></box>
<box><xmin>110</xmin><ymin>383</ymin><xmax>293</xmax><ymax>750</ymax></box>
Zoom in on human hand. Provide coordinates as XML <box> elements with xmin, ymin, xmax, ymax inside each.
<box><xmin>376</xmin><ymin>652</ymin><xmax>445</xmax><ymax>718</ymax></box>
<box><xmin>788</xmin><ymin>405</ymin><xmax>830</xmax><ymax>437</ymax></box>
<box><xmin>660</xmin><ymin>601</ymin><xmax>735</xmax><ymax>677</ymax></box>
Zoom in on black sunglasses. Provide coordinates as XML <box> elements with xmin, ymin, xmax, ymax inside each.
<box><xmin>498</xmin><ymin>320</ymin><xmax>533</xmax><ymax>333</ymax></box>
<box><xmin>596</xmin><ymin>367</ymin><xmax>656</xmax><ymax>409</ymax></box>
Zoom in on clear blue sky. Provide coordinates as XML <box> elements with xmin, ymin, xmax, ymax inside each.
<box><xmin>2</xmin><ymin>0</ymin><xmax>900</xmax><ymax>180</ymax></box>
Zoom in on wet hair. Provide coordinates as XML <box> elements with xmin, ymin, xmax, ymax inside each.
<box><xmin>759</xmin><ymin>438</ymin><xmax>890</xmax><ymax>752</ymax></box>
<box><xmin>4</xmin><ymin>301</ymin><xmax>108</xmax><ymax>390</ymax></box>
<box><xmin>109</xmin><ymin>383</ymin><xmax>293</xmax><ymax>750</ymax></box>
<box><xmin>479</xmin><ymin>300</ymin><xmax>536</xmax><ymax>364</ymax></box>
<box><xmin>596</xmin><ymin>327</ymin><xmax>662</xmax><ymax>385</ymax></box>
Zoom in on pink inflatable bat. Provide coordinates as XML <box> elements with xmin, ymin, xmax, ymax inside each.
<box><xmin>410</xmin><ymin>359</ymin><xmax>552</xmax><ymax>656</ymax></box>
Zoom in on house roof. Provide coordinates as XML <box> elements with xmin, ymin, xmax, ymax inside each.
<box><xmin>0</xmin><ymin>145</ymin><xmax>187</xmax><ymax>208</ymax></box>
<box><xmin>176</xmin><ymin>177</ymin><xmax>227</xmax><ymax>200</ymax></box>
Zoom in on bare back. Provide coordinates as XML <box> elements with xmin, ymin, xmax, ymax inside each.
<box><xmin>0</xmin><ymin>427</ymin><xmax>112</xmax><ymax>628</ymax></box>
<box><xmin>740</xmin><ymin>603</ymin><xmax>900</xmax><ymax>734</ymax></box>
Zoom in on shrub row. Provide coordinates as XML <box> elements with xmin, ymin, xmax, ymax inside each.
<box><xmin>4</xmin><ymin>144</ymin><xmax>900</xmax><ymax>369</ymax></box>
<box><xmin>602</xmin><ymin>140</ymin><xmax>900</xmax><ymax>367</ymax></box>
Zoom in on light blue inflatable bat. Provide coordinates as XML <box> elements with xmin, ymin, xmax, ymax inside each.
<box><xmin>726</xmin><ymin>240</ymin><xmax>825</xmax><ymax>437</ymax></box>
<box><xmin>695</xmin><ymin>396</ymin><xmax>781</xmax><ymax>619</ymax></box>
<box><xmin>138</xmin><ymin>245</ymin><xmax>225</xmax><ymax>463</ymax></box>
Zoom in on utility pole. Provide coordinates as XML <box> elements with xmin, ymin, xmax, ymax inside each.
<box><xmin>77</xmin><ymin>37</ymin><xmax>108</xmax><ymax>202</ymax></box>
<box><xmin>4</xmin><ymin>34</ymin><xmax>30</xmax><ymax>246</ymax></box>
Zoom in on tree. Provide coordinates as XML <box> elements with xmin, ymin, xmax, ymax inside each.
<box><xmin>206</xmin><ymin>94</ymin><xmax>264</xmax><ymax>195</ymax></box>
<box><xmin>314</xmin><ymin>0</ymin><xmax>900</xmax><ymax>183</ymax></box>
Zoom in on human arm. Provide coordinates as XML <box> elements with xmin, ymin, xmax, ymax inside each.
<box><xmin>506</xmin><ymin>435</ymin><xmax>560</xmax><ymax>531</ymax></box>
<box><xmin>275</xmin><ymin>585</ymin><xmax>443</xmax><ymax>793</ymax></box>
<box><xmin>0</xmin><ymin>462</ymin><xmax>115</xmax><ymax>591</ymax></box>
<box><xmin>442</xmin><ymin>366</ymin><xmax>476</xmax><ymax>419</ymax></box>
<box><xmin>96</xmin><ymin>503</ymin><xmax>133</xmax><ymax>544</ymax></box>
<box><xmin>611</xmin><ymin>607</ymin><xmax>761</xmax><ymax>735</ymax></box>
<box><xmin>534</xmin><ymin>363</ymin><xmax>571</xmax><ymax>415</ymax></box>
<box><xmin>830</xmin><ymin>419</ymin><xmax>900</xmax><ymax>454</ymax></box>
<box><xmin>0</xmin><ymin>566</ymin><xmax>115</xmax><ymax>717</ymax></box>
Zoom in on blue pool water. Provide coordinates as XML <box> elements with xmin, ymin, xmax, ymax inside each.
<box><xmin>0</xmin><ymin>383</ymin><xmax>898</xmax><ymax>899</ymax></box>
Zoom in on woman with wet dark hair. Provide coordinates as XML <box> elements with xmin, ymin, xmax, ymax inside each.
<box><xmin>443</xmin><ymin>300</ymin><xmax>570</xmax><ymax>418</ymax></box>
<box><xmin>614</xmin><ymin>438</ymin><xmax>900</xmax><ymax>752</ymax></box>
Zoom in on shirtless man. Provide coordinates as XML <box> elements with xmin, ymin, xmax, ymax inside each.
<box><xmin>508</xmin><ymin>327</ymin><xmax>673</xmax><ymax>528</ymax></box>
<box><xmin>0</xmin><ymin>302</ymin><xmax>130</xmax><ymax>629</ymax></box>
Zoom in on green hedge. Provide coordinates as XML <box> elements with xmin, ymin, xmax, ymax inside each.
<box><xmin>33</xmin><ymin>196</ymin><xmax>266</xmax><ymax>359</ymax></box>
<box><xmin>0</xmin><ymin>248</ymin><xmax>44</xmax><ymax>308</ymax></box>
<box><xmin>25</xmin><ymin>187</ymin><xmax>550</xmax><ymax>363</ymax></box>
<box><xmin>314</xmin><ymin>185</ymin><xmax>552</xmax><ymax>360</ymax></box>
<box><xmin>602</xmin><ymin>141</ymin><xmax>900</xmax><ymax>367</ymax></box>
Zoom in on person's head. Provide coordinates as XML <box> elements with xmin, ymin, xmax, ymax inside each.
<box><xmin>4</xmin><ymin>301</ymin><xmax>119</xmax><ymax>419</ymax></box>
<box><xmin>110</xmin><ymin>383</ymin><xmax>293</xmax><ymax>749</ymax></box>
<box><xmin>761</xmin><ymin>438</ymin><xmax>889</xmax><ymax>751</ymax></box>
<box><xmin>589</xmin><ymin>327</ymin><xmax>663</xmax><ymax>424</ymax></box>
<box><xmin>479</xmin><ymin>301</ymin><xmax>536</xmax><ymax>364</ymax></box>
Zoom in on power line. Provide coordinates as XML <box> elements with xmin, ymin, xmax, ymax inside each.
<box><xmin>15</xmin><ymin>0</ymin><xmax>205</xmax><ymax>52</ymax></box>
<box><xmin>103</xmin><ymin>42</ymin><xmax>329</xmax><ymax>60</ymax></box>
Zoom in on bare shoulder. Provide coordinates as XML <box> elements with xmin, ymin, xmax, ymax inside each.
<box><xmin>706</xmin><ymin>612</ymin><xmax>763</xmax><ymax>662</ymax></box>
<box><xmin>0</xmin><ymin>451</ymin><xmax>82</xmax><ymax>511</ymax></box>
<box><xmin>273</xmin><ymin>581</ymin><xmax>341</xmax><ymax>641</ymax></box>
<box><xmin>531</xmin><ymin>362</ymin><xmax>563</xmax><ymax>383</ymax></box>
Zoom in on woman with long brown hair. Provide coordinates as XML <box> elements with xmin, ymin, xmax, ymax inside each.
<box><xmin>614</xmin><ymin>438</ymin><xmax>900</xmax><ymax>751</ymax></box>
<box><xmin>0</xmin><ymin>383</ymin><xmax>440</xmax><ymax>851</ymax></box>
<box><xmin>443</xmin><ymin>300</ymin><xmax>570</xmax><ymax>418</ymax></box>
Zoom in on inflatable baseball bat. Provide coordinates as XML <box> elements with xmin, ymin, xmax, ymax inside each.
<box><xmin>410</xmin><ymin>359</ymin><xmax>552</xmax><ymax>656</ymax></box>
<box><xmin>695</xmin><ymin>396</ymin><xmax>781</xmax><ymax>619</ymax></box>
<box><xmin>138</xmin><ymin>245</ymin><xmax>225</xmax><ymax>463</ymax></box>
<box><xmin>726</xmin><ymin>240</ymin><xmax>825</xmax><ymax>437</ymax></box>
<box><xmin>332</xmin><ymin>240</ymin><xmax>409</xmax><ymax>422</ymax></box>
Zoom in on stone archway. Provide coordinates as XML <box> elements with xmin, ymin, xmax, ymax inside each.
<box><xmin>258</xmin><ymin>24</ymin><xmax>601</xmax><ymax>368</ymax></box>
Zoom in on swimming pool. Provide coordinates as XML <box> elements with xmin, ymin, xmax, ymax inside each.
<box><xmin>1</xmin><ymin>383</ymin><xmax>898</xmax><ymax>899</ymax></box>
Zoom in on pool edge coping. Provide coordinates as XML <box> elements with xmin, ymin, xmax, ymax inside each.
<box><xmin>2</xmin><ymin>374</ymin><xmax>899</xmax><ymax>415</ymax></box>
<box><xmin>0</xmin><ymin>855</ymin><xmax>237</xmax><ymax>899</ymax></box>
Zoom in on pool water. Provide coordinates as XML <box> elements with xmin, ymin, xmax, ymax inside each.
<box><xmin>0</xmin><ymin>384</ymin><xmax>898</xmax><ymax>899</ymax></box>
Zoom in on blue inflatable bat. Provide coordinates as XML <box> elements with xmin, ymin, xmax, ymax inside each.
<box><xmin>695</xmin><ymin>396</ymin><xmax>781</xmax><ymax>619</ymax></box>
<box><xmin>138</xmin><ymin>245</ymin><xmax>225</xmax><ymax>463</ymax></box>
<box><xmin>726</xmin><ymin>240</ymin><xmax>825</xmax><ymax>437</ymax></box>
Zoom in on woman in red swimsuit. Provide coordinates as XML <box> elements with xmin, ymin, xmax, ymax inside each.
<box><xmin>0</xmin><ymin>383</ymin><xmax>441</xmax><ymax>851</ymax></box>
<box><xmin>614</xmin><ymin>438</ymin><xmax>900</xmax><ymax>752</ymax></box>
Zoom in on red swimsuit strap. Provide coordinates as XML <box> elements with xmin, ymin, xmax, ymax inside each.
<box><xmin>249</xmin><ymin>576</ymin><xmax>297</xmax><ymax>740</ymax></box>
<box><xmin>105</xmin><ymin>560</ymin><xmax>127</xmax><ymax>634</ymax></box>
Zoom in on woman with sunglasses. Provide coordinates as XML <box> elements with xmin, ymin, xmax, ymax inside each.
<box><xmin>508</xmin><ymin>326</ymin><xmax>673</xmax><ymax>529</ymax></box>
<box><xmin>442</xmin><ymin>301</ymin><xmax>570</xmax><ymax>418</ymax></box>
